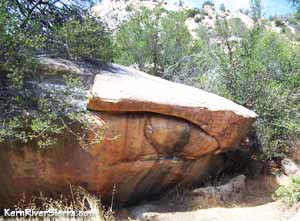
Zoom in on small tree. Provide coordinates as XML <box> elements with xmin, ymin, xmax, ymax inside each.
<box><xmin>212</xmin><ymin>14</ymin><xmax>300</xmax><ymax>160</ymax></box>
<box><xmin>115</xmin><ymin>8</ymin><xmax>160</xmax><ymax>73</ymax></box>
<box><xmin>115</xmin><ymin>7</ymin><xmax>192</xmax><ymax>76</ymax></box>
<box><xmin>160</xmin><ymin>11</ymin><xmax>192</xmax><ymax>68</ymax></box>
<box><xmin>186</xmin><ymin>8</ymin><xmax>201</xmax><ymax>18</ymax></box>
<box><xmin>289</xmin><ymin>0</ymin><xmax>300</xmax><ymax>16</ymax></box>
<box><xmin>250</xmin><ymin>0</ymin><xmax>262</xmax><ymax>22</ymax></box>
<box><xmin>0</xmin><ymin>0</ymin><xmax>109</xmax><ymax>147</ymax></box>
<box><xmin>50</xmin><ymin>16</ymin><xmax>114</xmax><ymax>61</ymax></box>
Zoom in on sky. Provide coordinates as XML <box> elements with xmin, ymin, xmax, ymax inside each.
<box><xmin>167</xmin><ymin>0</ymin><xmax>296</xmax><ymax>16</ymax></box>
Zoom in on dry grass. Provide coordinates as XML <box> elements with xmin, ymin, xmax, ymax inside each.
<box><xmin>1</xmin><ymin>186</ymin><xmax>115</xmax><ymax>221</ymax></box>
<box><xmin>114</xmin><ymin>175</ymin><xmax>288</xmax><ymax>221</ymax></box>
<box><xmin>148</xmin><ymin>175</ymin><xmax>279</xmax><ymax>212</ymax></box>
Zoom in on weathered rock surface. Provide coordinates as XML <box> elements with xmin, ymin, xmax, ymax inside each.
<box><xmin>88</xmin><ymin>63</ymin><xmax>257</xmax><ymax>152</ymax></box>
<box><xmin>281</xmin><ymin>158</ymin><xmax>300</xmax><ymax>177</ymax></box>
<box><xmin>191</xmin><ymin>175</ymin><xmax>246</xmax><ymax>206</ymax></box>
<box><xmin>0</xmin><ymin>58</ymin><xmax>257</xmax><ymax>207</ymax></box>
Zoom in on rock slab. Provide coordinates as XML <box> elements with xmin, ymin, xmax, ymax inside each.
<box><xmin>0</xmin><ymin>58</ymin><xmax>257</xmax><ymax>207</ymax></box>
<box><xmin>88</xmin><ymin>63</ymin><xmax>257</xmax><ymax>152</ymax></box>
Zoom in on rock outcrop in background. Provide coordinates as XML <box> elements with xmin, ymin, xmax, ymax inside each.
<box><xmin>92</xmin><ymin>0</ymin><xmax>299</xmax><ymax>37</ymax></box>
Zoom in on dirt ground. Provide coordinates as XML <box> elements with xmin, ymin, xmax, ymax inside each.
<box><xmin>0</xmin><ymin>175</ymin><xmax>298</xmax><ymax>221</ymax></box>
<box><xmin>115</xmin><ymin>175</ymin><xmax>299</xmax><ymax>221</ymax></box>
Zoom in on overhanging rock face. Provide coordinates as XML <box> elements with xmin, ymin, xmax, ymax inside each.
<box><xmin>88</xmin><ymin>64</ymin><xmax>257</xmax><ymax>152</ymax></box>
<box><xmin>0</xmin><ymin>58</ymin><xmax>257</xmax><ymax>207</ymax></box>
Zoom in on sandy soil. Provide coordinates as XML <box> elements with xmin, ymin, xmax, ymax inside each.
<box><xmin>133</xmin><ymin>201</ymin><xmax>283</xmax><ymax>221</ymax></box>
<box><xmin>115</xmin><ymin>175</ymin><xmax>298</xmax><ymax>221</ymax></box>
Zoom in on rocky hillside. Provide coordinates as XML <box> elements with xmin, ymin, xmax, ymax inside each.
<box><xmin>92</xmin><ymin>0</ymin><xmax>299</xmax><ymax>36</ymax></box>
<box><xmin>92</xmin><ymin>0</ymin><xmax>186</xmax><ymax>31</ymax></box>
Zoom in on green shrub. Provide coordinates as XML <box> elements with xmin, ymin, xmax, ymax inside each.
<box><xmin>194</xmin><ymin>15</ymin><xmax>204</xmax><ymax>23</ymax></box>
<box><xmin>115</xmin><ymin>8</ymin><xmax>158</xmax><ymax>72</ymax></box>
<box><xmin>0</xmin><ymin>1</ymin><xmax>109</xmax><ymax>148</ymax></box>
<box><xmin>275</xmin><ymin>177</ymin><xmax>300</xmax><ymax>206</ymax></box>
<box><xmin>115</xmin><ymin>8</ymin><xmax>192</xmax><ymax>76</ymax></box>
<box><xmin>275</xmin><ymin>19</ymin><xmax>285</xmax><ymax>27</ymax></box>
<box><xmin>201</xmin><ymin>14</ymin><xmax>300</xmax><ymax>160</ymax></box>
<box><xmin>50</xmin><ymin>16</ymin><xmax>114</xmax><ymax>61</ymax></box>
<box><xmin>160</xmin><ymin>11</ymin><xmax>192</xmax><ymax>66</ymax></box>
<box><xmin>226</xmin><ymin>30</ymin><xmax>300</xmax><ymax>159</ymax></box>
<box><xmin>186</xmin><ymin>8</ymin><xmax>201</xmax><ymax>18</ymax></box>
<box><xmin>288</xmin><ymin>15</ymin><xmax>300</xmax><ymax>24</ymax></box>
<box><xmin>289</xmin><ymin>0</ymin><xmax>300</xmax><ymax>16</ymax></box>
<box><xmin>0</xmin><ymin>1</ymin><xmax>45</xmax><ymax>145</ymax></box>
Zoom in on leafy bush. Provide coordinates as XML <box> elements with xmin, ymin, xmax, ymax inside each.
<box><xmin>50</xmin><ymin>16</ymin><xmax>114</xmax><ymax>61</ymax></box>
<box><xmin>189</xmin><ymin>0</ymin><xmax>300</xmax><ymax>161</ymax></box>
<box><xmin>160</xmin><ymin>11</ymin><xmax>192</xmax><ymax>67</ymax></box>
<box><xmin>275</xmin><ymin>19</ymin><xmax>285</xmax><ymax>27</ymax></box>
<box><xmin>115</xmin><ymin>7</ymin><xmax>192</xmax><ymax>76</ymax></box>
<box><xmin>163</xmin><ymin>25</ymin><xmax>214</xmax><ymax>87</ymax></box>
<box><xmin>275</xmin><ymin>177</ymin><xmax>300</xmax><ymax>206</ymax></box>
<box><xmin>114</xmin><ymin>1</ymin><xmax>300</xmax><ymax>162</ymax></box>
<box><xmin>186</xmin><ymin>8</ymin><xmax>201</xmax><ymax>18</ymax></box>
<box><xmin>217</xmin><ymin>18</ymin><xmax>246</xmax><ymax>37</ymax></box>
<box><xmin>0</xmin><ymin>0</ymin><xmax>45</xmax><ymax>144</ymax></box>
<box><xmin>208</xmin><ymin>15</ymin><xmax>300</xmax><ymax>160</ymax></box>
<box><xmin>194</xmin><ymin>15</ymin><xmax>204</xmax><ymax>23</ymax></box>
<box><xmin>115</xmin><ymin>8</ymin><xmax>159</xmax><ymax>72</ymax></box>
<box><xmin>0</xmin><ymin>0</ymin><xmax>109</xmax><ymax>147</ymax></box>
<box><xmin>289</xmin><ymin>0</ymin><xmax>300</xmax><ymax>15</ymax></box>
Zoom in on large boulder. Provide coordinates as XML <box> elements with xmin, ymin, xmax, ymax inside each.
<box><xmin>0</xmin><ymin>58</ymin><xmax>257</xmax><ymax>207</ymax></box>
<box><xmin>87</xmin><ymin>63</ymin><xmax>257</xmax><ymax>152</ymax></box>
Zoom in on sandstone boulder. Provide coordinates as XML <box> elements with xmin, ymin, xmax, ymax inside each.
<box><xmin>88</xmin><ymin>63</ymin><xmax>257</xmax><ymax>152</ymax></box>
<box><xmin>0</xmin><ymin>58</ymin><xmax>257</xmax><ymax>207</ymax></box>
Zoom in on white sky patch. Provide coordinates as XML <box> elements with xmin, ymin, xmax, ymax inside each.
<box><xmin>166</xmin><ymin>0</ymin><xmax>251</xmax><ymax>12</ymax></box>
<box><xmin>214</xmin><ymin>0</ymin><xmax>250</xmax><ymax>11</ymax></box>
<box><xmin>166</xmin><ymin>0</ymin><xmax>294</xmax><ymax>16</ymax></box>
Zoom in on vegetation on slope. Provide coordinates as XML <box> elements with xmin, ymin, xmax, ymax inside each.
<box><xmin>114</xmin><ymin>0</ymin><xmax>300</xmax><ymax>161</ymax></box>
<box><xmin>275</xmin><ymin>176</ymin><xmax>300</xmax><ymax>205</ymax></box>
<box><xmin>0</xmin><ymin>0</ymin><xmax>112</xmax><ymax>147</ymax></box>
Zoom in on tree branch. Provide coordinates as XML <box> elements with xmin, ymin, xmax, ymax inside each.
<box><xmin>20</xmin><ymin>0</ymin><xmax>48</xmax><ymax>28</ymax></box>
